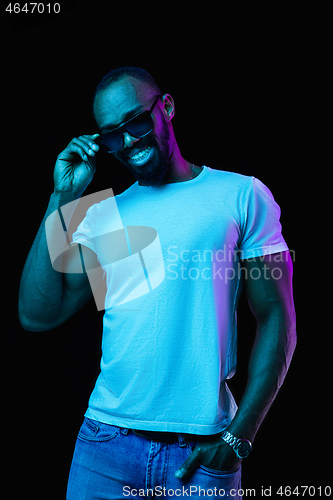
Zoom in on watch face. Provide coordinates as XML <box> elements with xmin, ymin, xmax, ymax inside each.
<box><xmin>237</xmin><ymin>440</ymin><xmax>252</xmax><ymax>458</ymax></box>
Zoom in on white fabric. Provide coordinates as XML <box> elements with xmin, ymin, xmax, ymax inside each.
<box><xmin>72</xmin><ymin>166</ymin><xmax>288</xmax><ymax>434</ymax></box>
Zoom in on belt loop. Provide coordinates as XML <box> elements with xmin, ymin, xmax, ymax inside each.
<box><xmin>178</xmin><ymin>433</ymin><xmax>187</xmax><ymax>448</ymax></box>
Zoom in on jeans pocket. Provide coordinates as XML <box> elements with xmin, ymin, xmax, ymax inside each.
<box><xmin>186</xmin><ymin>441</ymin><xmax>240</xmax><ymax>476</ymax></box>
<box><xmin>78</xmin><ymin>417</ymin><xmax>121</xmax><ymax>442</ymax></box>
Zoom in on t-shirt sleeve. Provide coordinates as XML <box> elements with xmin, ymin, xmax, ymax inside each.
<box><xmin>239</xmin><ymin>177</ymin><xmax>289</xmax><ymax>259</ymax></box>
<box><xmin>71</xmin><ymin>206</ymin><xmax>97</xmax><ymax>254</ymax></box>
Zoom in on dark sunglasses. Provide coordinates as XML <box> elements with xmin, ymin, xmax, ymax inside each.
<box><xmin>96</xmin><ymin>95</ymin><xmax>162</xmax><ymax>153</ymax></box>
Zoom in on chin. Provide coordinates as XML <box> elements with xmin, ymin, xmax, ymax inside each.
<box><xmin>121</xmin><ymin>155</ymin><xmax>170</xmax><ymax>186</ymax></box>
<box><xmin>135</xmin><ymin>164</ymin><xmax>170</xmax><ymax>186</ymax></box>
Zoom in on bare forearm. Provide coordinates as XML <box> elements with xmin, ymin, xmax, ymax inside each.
<box><xmin>18</xmin><ymin>191</ymin><xmax>78</xmax><ymax>330</ymax></box>
<box><xmin>228</xmin><ymin>308</ymin><xmax>297</xmax><ymax>442</ymax></box>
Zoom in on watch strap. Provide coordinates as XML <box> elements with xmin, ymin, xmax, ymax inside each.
<box><xmin>220</xmin><ymin>429</ymin><xmax>252</xmax><ymax>458</ymax></box>
<box><xmin>221</xmin><ymin>430</ymin><xmax>239</xmax><ymax>448</ymax></box>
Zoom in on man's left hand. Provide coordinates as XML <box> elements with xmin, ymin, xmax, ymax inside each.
<box><xmin>174</xmin><ymin>438</ymin><xmax>241</xmax><ymax>479</ymax></box>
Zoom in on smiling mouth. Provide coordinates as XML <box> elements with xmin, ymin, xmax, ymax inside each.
<box><xmin>127</xmin><ymin>146</ymin><xmax>154</xmax><ymax>166</ymax></box>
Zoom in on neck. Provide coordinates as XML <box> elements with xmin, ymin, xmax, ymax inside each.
<box><xmin>137</xmin><ymin>134</ymin><xmax>202</xmax><ymax>187</ymax></box>
<box><xmin>159</xmin><ymin>142</ymin><xmax>194</xmax><ymax>185</ymax></box>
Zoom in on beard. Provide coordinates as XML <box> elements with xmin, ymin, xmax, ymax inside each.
<box><xmin>114</xmin><ymin>119</ymin><xmax>172</xmax><ymax>186</ymax></box>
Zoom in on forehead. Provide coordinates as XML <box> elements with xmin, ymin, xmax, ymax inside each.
<box><xmin>94</xmin><ymin>77</ymin><xmax>155</xmax><ymax>131</ymax></box>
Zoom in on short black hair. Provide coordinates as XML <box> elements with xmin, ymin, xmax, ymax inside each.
<box><xmin>93</xmin><ymin>66</ymin><xmax>162</xmax><ymax>107</ymax></box>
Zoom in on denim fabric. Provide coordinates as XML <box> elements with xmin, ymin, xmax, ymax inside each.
<box><xmin>66</xmin><ymin>418</ymin><xmax>242</xmax><ymax>499</ymax></box>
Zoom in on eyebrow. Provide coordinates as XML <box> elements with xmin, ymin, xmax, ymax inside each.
<box><xmin>100</xmin><ymin>104</ymin><xmax>144</xmax><ymax>133</ymax></box>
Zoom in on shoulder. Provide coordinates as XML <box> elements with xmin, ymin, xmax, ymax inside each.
<box><xmin>82</xmin><ymin>182</ymin><xmax>137</xmax><ymax>216</ymax></box>
<box><xmin>77</xmin><ymin>191</ymin><xmax>127</xmax><ymax>235</ymax></box>
<box><xmin>202</xmin><ymin>167</ymin><xmax>255</xmax><ymax>207</ymax></box>
<box><xmin>205</xmin><ymin>166</ymin><xmax>254</xmax><ymax>189</ymax></box>
<box><xmin>206</xmin><ymin>170</ymin><xmax>279</xmax><ymax>210</ymax></box>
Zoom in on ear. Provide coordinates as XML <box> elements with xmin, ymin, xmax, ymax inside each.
<box><xmin>162</xmin><ymin>94</ymin><xmax>175</xmax><ymax>121</ymax></box>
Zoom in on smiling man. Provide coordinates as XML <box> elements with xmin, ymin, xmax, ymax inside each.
<box><xmin>19</xmin><ymin>67</ymin><xmax>296</xmax><ymax>499</ymax></box>
<box><xmin>93</xmin><ymin>67</ymin><xmax>202</xmax><ymax>186</ymax></box>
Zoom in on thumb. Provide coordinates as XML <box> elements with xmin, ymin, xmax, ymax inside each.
<box><xmin>174</xmin><ymin>446</ymin><xmax>201</xmax><ymax>479</ymax></box>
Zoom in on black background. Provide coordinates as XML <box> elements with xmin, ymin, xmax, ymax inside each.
<box><xmin>3</xmin><ymin>2</ymin><xmax>327</xmax><ymax>499</ymax></box>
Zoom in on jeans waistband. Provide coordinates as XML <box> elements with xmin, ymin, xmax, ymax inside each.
<box><xmin>132</xmin><ymin>429</ymin><xmax>221</xmax><ymax>445</ymax></box>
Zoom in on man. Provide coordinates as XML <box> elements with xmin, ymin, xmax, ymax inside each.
<box><xmin>19</xmin><ymin>67</ymin><xmax>296</xmax><ymax>499</ymax></box>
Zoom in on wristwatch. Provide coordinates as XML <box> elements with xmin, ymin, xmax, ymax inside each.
<box><xmin>220</xmin><ymin>430</ymin><xmax>252</xmax><ymax>459</ymax></box>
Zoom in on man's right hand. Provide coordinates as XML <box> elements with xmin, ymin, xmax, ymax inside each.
<box><xmin>54</xmin><ymin>134</ymin><xmax>100</xmax><ymax>197</ymax></box>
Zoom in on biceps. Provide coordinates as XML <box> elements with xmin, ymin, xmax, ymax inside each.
<box><xmin>63</xmin><ymin>244</ymin><xmax>104</xmax><ymax>310</ymax></box>
<box><xmin>243</xmin><ymin>251</ymin><xmax>295</xmax><ymax>321</ymax></box>
<box><xmin>62</xmin><ymin>243</ymin><xmax>100</xmax><ymax>273</ymax></box>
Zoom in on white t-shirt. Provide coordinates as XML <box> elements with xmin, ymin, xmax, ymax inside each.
<box><xmin>72</xmin><ymin>166</ymin><xmax>288</xmax><ymax>434</ymax></box>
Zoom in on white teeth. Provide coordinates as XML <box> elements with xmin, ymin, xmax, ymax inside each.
<box><xmin>129</xmin><ymin>147</ymin><xmax>151</xmax><ymax>161</ymax></box>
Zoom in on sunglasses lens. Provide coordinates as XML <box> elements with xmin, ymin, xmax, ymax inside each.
<box><xmin>97</xmin><ymin>132</ymin><xmax>123</xmax><ymax>153</ymax></box>
<box><xmin>127</xmin><ymin>113</ymin><xmax>153</xmax><ymax>138</ymax></box>
<box><xmin>97</xmin><ymin>111</ymin><xmax>154</xmax><ymax>153</ymax></box>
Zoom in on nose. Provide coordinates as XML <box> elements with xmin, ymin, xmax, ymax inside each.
<box><xmin>123</xmin><ymin>132</ymin><xmax>141</xmax><ymax>149</ymax></box>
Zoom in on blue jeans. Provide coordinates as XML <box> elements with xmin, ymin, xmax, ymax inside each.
<box><xmin>66</xmin><ymin>417</ymin><xmax>242</xmax><ymax>499</ymax></box>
